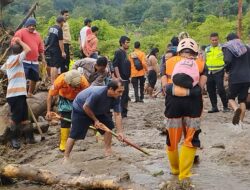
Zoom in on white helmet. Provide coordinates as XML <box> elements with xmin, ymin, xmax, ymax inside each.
<box><xmin>177</xmin><ymin>38</ymin><xmax>199</xmax><ymax>53</ymax></box>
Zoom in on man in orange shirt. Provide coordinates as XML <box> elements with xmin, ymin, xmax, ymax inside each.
<box><xmin>129</xmin><ymin>41</ymin><xmax>147</xmax><ymax>102</ymax></box>
<box><xmin>46</xmin><ymin>70</ymin><xmax>89</xmax><ymax>152</ymax></box>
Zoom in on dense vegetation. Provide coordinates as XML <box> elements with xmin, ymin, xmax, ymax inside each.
<box><xmin>2</xmin><ymin>0</ymin><xmax>250</xmax><ymax>58</ymax></box>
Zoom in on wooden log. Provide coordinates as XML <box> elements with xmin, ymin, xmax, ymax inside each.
<box><xmin>0</xmin><ymin>158</ymin><xmax>122</xmax><ymax>189</ymax></box>
<box><xmin>0</xmin><ymin>92</ymin><xmax>49</xmax><ymax>142</ymax></box>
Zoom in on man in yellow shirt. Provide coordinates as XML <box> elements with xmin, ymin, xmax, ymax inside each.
<box><xmin>129</xmin><ymin>41</ymin><xmax>147</xmax><ymax>102</ymax></box>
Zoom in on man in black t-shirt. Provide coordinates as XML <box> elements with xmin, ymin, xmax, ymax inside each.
<box><xmin>47</xmin><ymin>16</ymin><xmax>66</xmax><ymax>83</ymax></box>
<box><xmin>113</xmin><ymin>36</ymin><xmax>131</xmax><ymax>118</ymax></box>
<box><xmin>223</xmin><ymin>33</ymin><xmax>250</xmax><ymax>127</ymax></box>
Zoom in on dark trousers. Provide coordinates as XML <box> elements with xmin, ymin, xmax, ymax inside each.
<box><xmin>207</xmin><ymin>70</ymin><xmax>228</xmax><ymax>108</ymax></box>
<box><xmin>131</xmin><ymin>76</ymin><xmax>145</xmax><ymax>101</ymax></box>
<box><xmin>121</xmin><ymin>80</ymin><xmax>129</xmax><ymax>117</ymax></box>
<box><xmin>61</xmin><ymin>44</ymin><xmax>70</xmax><ymax>73</ymax></box>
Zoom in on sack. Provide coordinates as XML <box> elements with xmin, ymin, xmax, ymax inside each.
<box><xmin>58</xmin><ymin>96</ymin><xmax>73</xmax><ymax>112</ymax></box>
<box><xmin>133</xmin><ymin>57</ymin><xmax>143</xmax><ymax>71</ymax></box>
<box><xmin>172</xmin><ymin>58</ymin><xmax>199</xmax><ymax>88</ymax></box>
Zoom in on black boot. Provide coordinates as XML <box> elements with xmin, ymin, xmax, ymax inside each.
<box><xmin>208</xmin><ymin>107</ymin><xmax>219</xmax><ymax>113</ymax></box>
<box><xmin>9</xmin><ymin>125</ymin><xmax>21</xmax><ymax>149</ymax></box>
<box><xmin>10</xmin><ymin>137</ymin><xmax>20</xmax><ymax>149</ymax></box>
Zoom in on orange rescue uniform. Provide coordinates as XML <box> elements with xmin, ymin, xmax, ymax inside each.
<box><xmin>49</xmin><ymin>73</ymin><xmax>90</xmax><ymax>100</ymax></box>
<box><xmin>129</xmin><ymin>49</ymin><xmax>147</xmax><ymax>77</ymax></box>
<box><xmin>164</xmin><ymin>55</ymin><xmax>205</xmax><ymax>180</ymax></box>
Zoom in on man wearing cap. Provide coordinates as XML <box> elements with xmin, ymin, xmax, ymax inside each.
<box><xmin>79</xmin><ymin>18</ymin><xmax>92</xmax><ymax>58</ymax></box>
<box><xmin>72</xmin><ymin>56</ymin><xmax>108</xmax><ymax>86</ymax></box>
<box><xmin>46</xmin><ymin>70</ymin><xmax>89</xmax><ymax>152</ymax></box>
<box><xmin>61</xmin><ymin>9</ymin><xmax>72</xmax><ymax>73</ymax></box>
<box><xmin>13</xmin><ymin>17</ymin><xmax>46</xmax><ymax>97</ymax></box>
<box><xmin>46</xmin><ymin>16</ymin><xmax>66</xmax><ymax>83</ymax></box>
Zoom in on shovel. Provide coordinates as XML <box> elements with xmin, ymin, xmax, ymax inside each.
<box><xmin>27</xmin><ymin>103</ymin><xmax>45</xmax><ymax>141</ymax></box>
<box><xmin>50</xmin><ymin>112</ymin><xmax>150</xmax><ymax>156</ymax></box>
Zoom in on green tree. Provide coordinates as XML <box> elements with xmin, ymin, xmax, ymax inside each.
<box><xmin>142</xmin><ymin>1</ymin><xmax>173</xmax><ymax>21</ymax></box>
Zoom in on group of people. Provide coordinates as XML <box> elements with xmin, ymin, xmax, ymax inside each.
<box><xmin>1</xmin><ymin>8</ymin><xmax>250</xmax><ymax>187</ymax></box>
<box><xmin>160</xmin><ymin>32</ymin><xmax>250</xmax><ymax>183</ymax></box>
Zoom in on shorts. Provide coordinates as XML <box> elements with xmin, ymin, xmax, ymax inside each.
<box><xmin>165</xmin><ymin>95</ymin><xmax>203</xmax><ymax>118</ymax></box>
<box><xmin>60</xmin><ymin>111</ymin><xmax>71</xmax><ymax>128</ymax></box>
<box><xmin>164</xmin><ymin>95</ymin><xmax>203</xmax><ymax>151</ymax></box>
<box><xmin>23</xmin><ymin>62</ymin><xmax>39</xmax><ymax>82</ymax></box>
<box><xmin>69</xmin><ymin>109</ymin><xmax>114</xmax><ymax>140</ymax></box>
<box><xmin>47</xmin><ymin>50</ymin><xmax>63</xmax><ymax>68</ymax></box>
<box><xmin>228</xmin><ymin>83</ymin><xmax>250</xmax><ymax>103</ymax></box>
<box><xmin>7</xmin><ymin>95</ymin><xmax>28</xmax><ymax>124</ymax></box>
<box><xmin>148</xmin><ymin>70</ymin><xmax>157</xmax><ymax>88</ymax></box>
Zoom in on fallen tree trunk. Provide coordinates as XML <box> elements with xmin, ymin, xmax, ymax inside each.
<box><xmin>0</xmin><ymin>158</ymin><xmax>122</xmax><ymax>189</ymax></box>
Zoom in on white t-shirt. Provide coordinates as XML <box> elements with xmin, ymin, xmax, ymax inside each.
<box><xmin>1</xmin><ymin>51</ymin><xmax>27</xmax><ymax>98</ymax></box>
<box><xmin>80</xmin><ymin>26</ymin><xmax>91</xmax><ymax>50</ymax></box>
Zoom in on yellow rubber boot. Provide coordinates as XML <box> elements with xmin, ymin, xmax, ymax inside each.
<box><xmin>166</xmin><ymin>148</ymin><xmax>179</xmax><ymax>175</ymax></box>
<box><xmin>179</xmin><ymin>145</ymin><xmax>196</xmax><ymax>180</ymax></box>
<box><xmin>59</xmin><ymin>128</ymin><xmax>70</xmax><ymax>152</ymax></box>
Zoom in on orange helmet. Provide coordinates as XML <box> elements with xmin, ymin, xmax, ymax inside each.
<box><xmin>177</xmin><ymin>38</ymin><xmax>199</xmax><ymax>53</ymax></box>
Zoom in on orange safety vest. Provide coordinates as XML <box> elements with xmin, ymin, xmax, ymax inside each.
<box><xmin>165</xmin><ymin>56</ymin><xmax>205</xmax><ymax>84</ymax></box>
<box><xmin>129</xmin><ymin>49</ymin><xmax>147</xmax><ymax>78</ymax></box>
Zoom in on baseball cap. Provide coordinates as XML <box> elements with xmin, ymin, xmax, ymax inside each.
<box><xmin>56</xmin><ymin>16</ymin><xmax>65</xmax><ymax>23</ymax></box>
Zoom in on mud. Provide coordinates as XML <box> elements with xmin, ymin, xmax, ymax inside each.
<box><xmin>1</xmin><ymin>84</ymin><xmax>250</xmax><ymax>190</ymax></box>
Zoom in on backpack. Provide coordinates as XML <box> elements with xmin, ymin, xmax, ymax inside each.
<box><xmin>172</xmin><ymin>58</ymin><xmax>199</xmax><ymax>89</ymax></box>
<box><xmin>131</xmin><ymin>52</ymin><xmax>143</xmax><ymax>71</ymax></box>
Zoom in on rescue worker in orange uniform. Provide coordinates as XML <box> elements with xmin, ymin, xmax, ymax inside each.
<box><xmin>46</xmin><ymin>70</ymin><xmax>89</xmax><ymax>152</ymax></box>
<box><xmin>161</xmin><ymin>38</ymin><xmax>208</xmax><ymax>182</ymax></box>
<box><xmin>129</xmin><ymin>41</ymin><xmax>147</xmax><ymax>102</ymax></box>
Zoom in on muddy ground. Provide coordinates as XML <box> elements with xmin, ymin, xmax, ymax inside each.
<box><xmin>1</xmin><ymin>84</ymin><xmax>250</xmax><ymax>190</ymax></box>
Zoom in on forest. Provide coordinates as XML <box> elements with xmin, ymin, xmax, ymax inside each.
<box><xmin>2</xmin><ymin>0</ymin><xmax>250</xmax><ymax>58</ymax></box>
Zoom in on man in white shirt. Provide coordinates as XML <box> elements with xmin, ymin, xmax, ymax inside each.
<box><xmin>79</xmin><ymin>18</ymin><xmax>92</xmax><ymax>58</ymax></box>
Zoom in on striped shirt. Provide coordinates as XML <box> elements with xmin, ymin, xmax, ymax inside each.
<box><xmin>1</xmin><ymin>52</ymin><xmax>27</xmax><ymax>98</ymax></box>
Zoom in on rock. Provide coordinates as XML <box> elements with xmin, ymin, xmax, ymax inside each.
<box><xmin>118</xmin><ymin>172</ymin><xmax>130</xmax><ymax>183</ymax></box>
<box><xmin>152</xmin><ymin>170</ymin><xmax>164</xmax><ymax>177</ymax></box>
<box><xmin>210</xmin><ymin>143</ymin><xmax>225</xmax><ymax>149</ymax></box>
